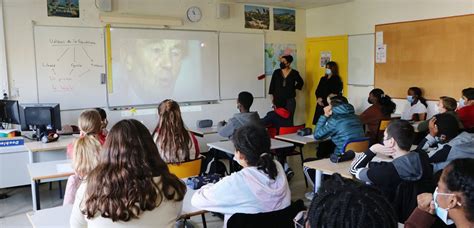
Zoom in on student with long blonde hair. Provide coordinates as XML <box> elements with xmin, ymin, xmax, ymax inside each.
<box><xmin>66</xmin><ymin>109</ymin><xmax>105</xmax><ymax>159</ymax></box>
<box><xmin>63</xmin><ymin>134</ymin><xmax>101</xmax><ymax>205</ymax></box>
<box><xmin>153</xmin><ymin>99</ymin><xmax>199</xmax><ymax>164</ymax></box>
<box><xmin>70</xmin><ymin>119</ymin><xmax>186</xmax><ymax>227</ymax></box>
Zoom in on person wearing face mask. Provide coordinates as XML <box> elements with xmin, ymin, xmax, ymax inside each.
<box><xmin>192</xmin><ymin>125</ymin><xmax>291</xmax><ymax>227</ymax></box>
<box><xmin>415</xmin><ymin>113</ymin><xmax>474</xmax><ymax>173</ymax></box>
<box><xmin>359</xmin><ymin>88</ymin><xmax>397</xmax><ymax>144</ymax></box>
<box><xmin>350</xmin><ymin>120</ymin><xmax>433</xmax><ymax>202</ymax></box>
<box><xmin>417</xmin><ymin>96</ymin><xmax>463</xmax><ymax>133</ymax></box>
<box><xmin>457</xmin><ymin>87</ymin><xmax>474</xmax><ymax>131</ymax></box>
<box><xmin>268</xmin><ymin>55</ymin><xmax>304</xmax><ymax>122</ymax></box>
<box><xmin>401</xmin><ymin>87</ymin><xmax>428</xmax><ymax>121</ymax></box>
<box><xmin>405</xmin><ymin>158</ymin><xmax>474</xmax><ymax>228</ymax></box>
<box><xmin>312</xmin><ymin>61</ymin><xmax>343</xmax><ymax>125</ymax></box>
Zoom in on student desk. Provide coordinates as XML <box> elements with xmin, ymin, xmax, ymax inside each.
<box><xmin>26</xmin><ymin>186</ymin><xmax>205</xmax><ymax>228</ymax></box>
<box><xmin>304</xmin><ymin>155</ymin><xmax>393</xmax><ymax>192</ymax></box>
<box><xmin>189</xmin><ymin>126</ymin><xmax>219</xmax><ymax>137</ymax></box>
<box><xmin>207</xmin><ymin>138</ymin><xmax>294</xmax><ymax>155</ymax></box>
<box><xmin>27</xmin><ymin>159</ymin><xmax>73</xmax><ymax>211</ymax></box>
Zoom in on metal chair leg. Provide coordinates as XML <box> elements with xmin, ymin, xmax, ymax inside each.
<box><xmin>201</xmin><ymin>213</ymin><xmax>207</xmax><ymax>228</ymax></box>
<box><xmin>299</xmin><ymin>146</ymin><xmax>308</xmax><ymax>188</ymax></box>
<box><xmin>58</xmin><ymin>181</ymin><xmax>63</xmax><ymax>199</ymax></box>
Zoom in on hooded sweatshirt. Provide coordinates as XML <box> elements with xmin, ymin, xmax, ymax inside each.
<box><xmin>218</xmin><ymin>112</ymin><xmax>261</xmax><ymax>138</ymax></box>
<box><xmin>191</xmin><ymin>161</ymin><xmax>291</xmax><ymax>227</ymax></box>
<box><xmin>350</xmin><ymin>150</ymin><xmax>433</xmax><ymax>201</ymax></box>
<box><xmin>416</xmin><ymin>132</ymin><xmax>474</xmax><ymax>173</ymax></box>
<box><xmin>314</xmin><ymin>103</ymin><xmax>365</xmax><ymax>155</ymax></box>
<box><xmin>261</xmin><ymin>107</ymin><xmax>292</xmax><ymax>130</ymax></box>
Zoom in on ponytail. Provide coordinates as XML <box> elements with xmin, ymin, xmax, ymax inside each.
<box><xmin>370</xmin><ymin>89</ymin><xmax>396</xmax><ymax>116</ymax></box>
<box><xmin>73</xmin><ymin>135</ymin><xmax>101</xmax><ymax>177</ymax></box>
<box><xmin>257</xmin><ymin>153</ymin><xmax>278</xmax><ymax>180</ymax></box>
<box><xmin>232</xmin><ymin>124</ymin><xmax>279</xmax><ymax>180</ymax></box>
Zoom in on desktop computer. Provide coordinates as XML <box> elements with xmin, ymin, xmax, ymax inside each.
<box><xmin>19</xmin><ymin>103</ymin><xmax>61</xmax><ymax>140</ymax></box>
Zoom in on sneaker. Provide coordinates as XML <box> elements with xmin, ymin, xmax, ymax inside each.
<box><xmin>305</xmin><ymin>191</ymin><xmax>314</xmax><ymax>201</ymax></box>
<box><xmin>285</xmin><ymin>168</ymin><xmax>295</xmax><ymax>181</ymax></box>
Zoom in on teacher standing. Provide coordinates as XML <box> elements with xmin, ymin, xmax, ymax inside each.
<box><xmin>313</xmin><ymin>61</ymin><xmax>343</xmax><ymax>125</ymax></box>
<box><xmin>269</xmin><ymin>55</ymin><xmax>304</xmax><ymax>123</ymax></box>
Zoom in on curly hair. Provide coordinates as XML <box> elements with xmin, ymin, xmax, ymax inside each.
<box><xmin>443</xmin><ymin>158</ymin><xmax>474</xmax><ymax>222</ymax></box>
<box><xmin>307</xmin><ymin>173</ymin><xmax>397</xmax><ymax>228</ymax></box>
<box><xmin>83</xmin><ymin>119</ymin><xmax>186</xmax><ymax>222</ymax></box>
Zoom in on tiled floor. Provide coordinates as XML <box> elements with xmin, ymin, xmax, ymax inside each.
<box><xmin>0</xmin><ymin>144</ymin><xmax>317</xmax><ymax>228</ymax></box>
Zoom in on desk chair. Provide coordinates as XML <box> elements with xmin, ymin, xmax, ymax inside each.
<box><xmin>376</xmin><ymin>119</ymin><xmax>392</xmax><ymax>143</ymax></box>
<box><xmin>168</xmin><ymin>158</ymin><xmax>207</xmax><ymax>227</ymax></box>
<box><xmin>342</xmin><ymin>137</ymin><xmax>370</xmax><ymax>154</ymax></box>
<box><xmin>167</xmin><ymin>158</ymin><xmax>203</xmax><ymax>179</ymax></box>
<box><xmin>227</xmin><ymin>199</ymin><xmax>305</xmax><ymax>228</ymax></box>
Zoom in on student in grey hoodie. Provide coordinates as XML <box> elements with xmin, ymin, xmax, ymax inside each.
<box><xmin>416</xmin><ymin>113</ymin><xmax>474</xmax><ymax>173</ymax></box>
<box><xmin>217</xmin><ymin>91</ymin><xmax>261</xmax><ymax>138</ymax></box>
<box><xmin>350</xmin><ymin>120</ymin><xmax>433</xmax><ymax>201</ymax></box>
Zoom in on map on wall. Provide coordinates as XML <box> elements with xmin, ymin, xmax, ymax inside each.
<box><xmin>264</xmin><ymin>43</ymin><xmax>297</xmax><ymax>75</ymax></box>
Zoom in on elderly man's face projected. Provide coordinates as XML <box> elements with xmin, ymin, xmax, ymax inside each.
<box><xmin>127</xmin><ymin>39</ymin><xmax>187</xmax><ymax>99</ymax></box>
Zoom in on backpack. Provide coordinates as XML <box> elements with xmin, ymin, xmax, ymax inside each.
<box><xmin>204</xmin><ymin>157</ymin><xmax>229</xmax><ymax>176</ymax></box>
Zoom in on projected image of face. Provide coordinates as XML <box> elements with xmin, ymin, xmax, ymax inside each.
<box><xmin>126</xmin><ymin>39</ymin><xmax>188</xmax><ymax>100</ymax></box>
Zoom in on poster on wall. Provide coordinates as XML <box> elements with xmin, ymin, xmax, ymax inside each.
<box><xmin>244</xmin><ymin>5</ymin><xmax>270</xmax><ymax>30</ymax></box>
<box><xmin>320</xmin><ymin>51</ymin><xmax>331</xmax><ymax>67</ymax></box>
<box><xmin>375</xmin><ymin>44</ymin><xmax>387</xmax><ymax>63</ymax></box>
<box><xmin>47</xmin><ymin>0</ymin><xmax>80</xmax><ymax>18</ymax></box>
<box><xmin>273</xmin><ymin>8</ymin><xmax>296</xmax><ymax>32</ymax></box>
<box><xmin>264</xmin><ymin>43</ymin><xmax>297</xmax><ymax>75</ymax></box>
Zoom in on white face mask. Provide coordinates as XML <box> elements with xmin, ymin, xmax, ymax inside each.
<box><xmin>459</xmin><ymin>98</ymin><xmax>466</xmax><ymax>108</ymax></box>
<box><xmin>433</xmin><ymin>187</ymin><xmax>455</xmax><ymax>225</ymax></box>
<box><xmin>233</xmin><ymin>152</ymin><xmax>243</xmax><ymax>166</ymax></box>
<box><xmin>407</xmin><ymin>95</ymin><xmax>414</xmax><ymax>103</ymax></box>
<box><xmin>325</xmin><ymin>68</ymin><xmax>332</xmax><ymax>75</ymax></box>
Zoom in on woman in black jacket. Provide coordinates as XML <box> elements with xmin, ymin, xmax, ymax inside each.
<box><xmin>313</xmin><ymin>61</ymin><xmax>343</xmax><ymax>125</ymax></box>
<box><xmin>269</xmin><ymin>55</ymin><xmax>304</xmax><ymax>122</ymax></box>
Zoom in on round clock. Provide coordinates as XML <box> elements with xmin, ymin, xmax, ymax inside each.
<box><xmin>187</xmin><ymin>6</ymin><xmax>202</xmax><ymax>23</ymax></box>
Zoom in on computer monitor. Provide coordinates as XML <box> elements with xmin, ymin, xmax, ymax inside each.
<box><xmin>19</xmin><ymin>103</ymin><xmax>61</xmax><ymax>132</ymax></box>
<box><xmin>0</xmin><ymin>100</ymin><xmax>21</xmax><ymax>125</ymax></box>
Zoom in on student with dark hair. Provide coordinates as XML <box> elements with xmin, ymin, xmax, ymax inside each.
<box><xmin>261</xmin><ymin>96</ymin><xmax>292</xmax><ymax>130</ymax></box>
<box><xmin>350</xmin><ymin>120</ymin><xmax>433</xmax><ymax>201</ymax></box>
<box><xmin>312</xmin><ymin>61</ymin><xmax>343</xmax><ymax>124</ymax></box>
<box><xmin>417</xmin><ymin>96</ymin><xmax>463</xmax><ymax>133</ymax></box>
<box><xmin>402</xmin><ymin>87</ymin><xmax>428</xmax><ymax>121</ymax></box>
<box><xmin>406</xmin><ymin>158</ymin><xmax>474</xmax><ymax>227</ymax></box>
<box><xmin>269</xmin><ymin>55</ymin><xmax>304</xmax><ymax>121</ymax></box>
<box><xmin>70</xmin><ymin>119</ymin><xmax>186</xmax><ymax>227</ymax></box>
<box><xmin>300</xmin><ymin>173</ymin><xmax>397</xmax><ymax>228</ymax></box>
<box><xmin>457</xmin><ymin>87</ymin><xmax>474</xmax><ymax>130</ymax></box>
<box><xmin>416</xmin><ymin>113</ymin><xmax>474</xmax><ymax>173</ymax></box>
<box><xmin>359</xmin><ymin>88</ymin><xmax>397</xmax><ymax>144</ymax></box>
<box><xmin>192</xmin><ymin>125</ymin><xmax>291</xmax><ymax>226</ymax></box>
<box><xmin>313</xmin><ymin>95</ymin><xmax>365</xmax><ymax>162</ymax></box>
<box><xmin>218</xmin><ymin>91</ymin><xmax>261</xmax><ymax>138</ymax></box>
<box><xmin>95</xmin><ymin>107</ymin><xmax>109</xmax><ymax>138</ymax></box>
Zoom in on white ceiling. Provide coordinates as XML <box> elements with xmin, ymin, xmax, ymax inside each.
<box><xmin>223</xmin><ymin>0</ymin><xmax>353</xmax><ymax>9</ymax></box>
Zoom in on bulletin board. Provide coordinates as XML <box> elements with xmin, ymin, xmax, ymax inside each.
<box><xmin>374</xmin><ymin>14</ymin><xmax>474</xmax><ymax>100</ymax></box>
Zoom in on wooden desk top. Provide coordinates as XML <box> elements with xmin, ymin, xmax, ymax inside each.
<box><xmin>27</xmin><ymin>160</ymin><xmax>73</xmax><ymax>181</ymax></box>
<box><xmin>25</xmin><ymin>136</ymin><xmax>76</xmax><ymax>152</ymax></box>
<box><xmin>207</xmin><ymin>138</ymin><xmax>294</xmax><ymax>155</ymax></box>
<box><xmin>304</xmin><ymin>158</ymin><xmax>353</xmax><ymax>179</ymax></box>
<box><xmin>26</xmin><ymin>185</ymin><xmax>204</xmax><ymax>227</ymax></box>
<box><xmin>275</xmin><ymin>133</ymin><xmax>318</xmax><ymax>145</ymax></box>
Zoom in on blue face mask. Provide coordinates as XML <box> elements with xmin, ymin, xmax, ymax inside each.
<box><xmin>325</xmin><ymin>68</ymin><xmax>332</xmax><ymax>75</ymax></box>
<box><xmin>407</xmin><ymin>95</ymin><xmax>414</xmax><ymax>103</ymax></box>
<box><xmin>433</xmin><ymin>187</ymin><xmax>455</xmax><ymax>225</ymax></box>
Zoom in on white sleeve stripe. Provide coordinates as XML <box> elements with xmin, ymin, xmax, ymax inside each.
<box><xmin>350</xmin><ymin>154</ymin><xmax>367</xmax><ymax>175</ymax></box>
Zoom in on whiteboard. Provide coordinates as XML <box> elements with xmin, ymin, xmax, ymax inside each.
<box><xmin>107</xmin><ymin>28</ymin><xmax>219</xmax><ymax>107</ymax></box>
<box><xmin>348</xmin><ymin>34</ymin><xmax>374</xmax><ymax>85</ymax></box>
<box><xmin>219</xmin><ymin>32</ymin><xmax>265</xmax><ymax>99</ymax></box>
<box><xmin>34</xmin><ymin>26</ymin><xmax>107</xmax><ymax>110</ymax></box>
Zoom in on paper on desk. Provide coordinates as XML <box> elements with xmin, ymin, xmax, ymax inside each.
<box><xmin>56</xmin><ymin>163</ymin><xmax>73</xmax><ymax>173</ymax></box>
<box><xmin>304</xmin><ymin>135</ymin><xmax>314</xmax><ymax>139</ymax></box>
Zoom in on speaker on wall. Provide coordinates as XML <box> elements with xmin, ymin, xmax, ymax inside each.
<box><xmin>216</xmin><ymin>3</ymin><xmax>230</xmax><ymax>19</ymax></box>
<box><xmin>96</xmin><ymin>0</ymin><xmax>112</xmax><ymax>12</ymax></box>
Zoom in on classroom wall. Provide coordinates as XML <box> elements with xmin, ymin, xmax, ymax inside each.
<box><xmin>306</xmin><ymin>0</ymin><xmax>474</xmax><ymax>116</ymax></box>
<box><xmin>2</xmin><ymin>0</ymin><xmax>307</xmax><ymax>147</ymax></box>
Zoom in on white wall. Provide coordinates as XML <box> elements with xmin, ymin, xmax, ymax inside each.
<box><xmin>306</xmin><ymin>0</ymin><xmax>474</xmax><ymax>116</ymax></box>
<box><xmin>2</xmin><ymin>0</ymin><xmax>306</xmax><ymax>146</ymax></box>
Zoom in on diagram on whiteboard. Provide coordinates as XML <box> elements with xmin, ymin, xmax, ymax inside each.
<box><xmin>34</xmin><ymin>26</ymin><xmax>107</xmax><ymax>110</ymax></box>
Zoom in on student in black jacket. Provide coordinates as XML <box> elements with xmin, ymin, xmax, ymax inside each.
<box><xmin>350</xmin><ymin>120</ymin><xmax>433</xmax><ymax>201</ymax></box>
